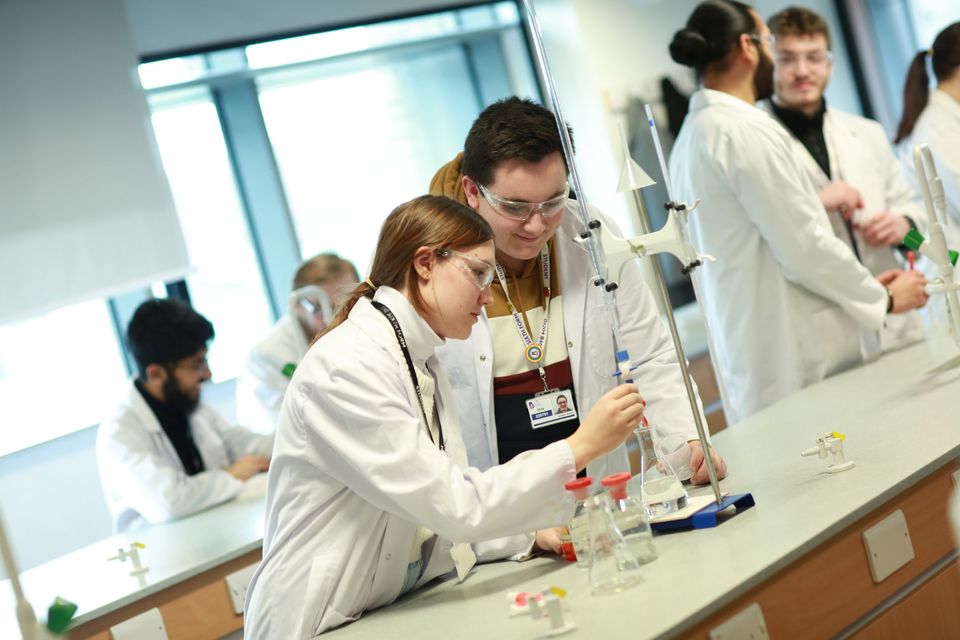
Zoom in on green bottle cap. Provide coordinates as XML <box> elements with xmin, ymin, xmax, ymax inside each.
<box><xmin>281</xmin><ymin>363</ymin><xmax>297</xmax><ymax>378</ymax></box>
<box><xmin>902</xmin><ymin>228</ymin><xmax>925</xmax><ymax>252</ymax></box>
<box><xmin>46</xmin><ymin>597</ymin><xmax>78</xmax><ymax>635</ymax></box>
<box><xmin>950</xmin><ymin>250</ymin><xmax>958</xmax><ymax>267</ymax></box>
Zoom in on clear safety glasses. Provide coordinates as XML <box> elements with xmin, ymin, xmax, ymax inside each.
<box><xmin>477</xmin><ymin>183</ymin><xmax>569</xmax><ymax>222</ymax></box>
<box><xmin>437</xmin><ymin>248</ymin><xmax>495</xmax><ymax>291</ymax></box>
<box><xmin>748</xmin><ymin>32</ymin><xmax>776</xmax><ymax>49</ymax></box>
<box><xmin>774</xmin><ymin>51</ymin><xmax>833</xmax><ymax>69</ymax></box>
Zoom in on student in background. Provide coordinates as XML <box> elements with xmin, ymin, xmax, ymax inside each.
<box><xmin>761</xmin><ymin>5</ymin><xmax>926</xmax><ymax>351</ymax></box>
<box><xmin>667</xmin><ymin>0</ymin><xmax>927</xmax><ymax>424</ymax></box>
<box><xmin>896</xmin><ymin>21</ymin><xmax>960</xmax><ymax>251</ymax></box>
<box><xmin>236</xmin><ymin>253</ymin><xmax>359</xmax><ymax>432</ymax></box>
<box><xmin>97</xmin><ymin>299</ymin><xmax>273</xmax><ymax>533</ymax></box>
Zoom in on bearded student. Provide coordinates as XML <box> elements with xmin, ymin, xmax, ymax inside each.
<box><xmin>96</xmin><ymin>299</ymin><xmax>274</xmax><ymax>533</ymax></box>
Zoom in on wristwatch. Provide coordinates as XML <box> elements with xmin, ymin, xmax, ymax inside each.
<box><xmin>886</xmin><ymin>287</ymin><xmax>894</xmax><ymax>313</ymax></box>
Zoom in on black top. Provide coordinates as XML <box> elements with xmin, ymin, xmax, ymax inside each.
<box><xmin>135</xmin><ymin>379</ymin><xmax>205</xmax><ymax>475</ymax></box>
<box><xmin>771</xmin><ymin>99</ymin><xmax>831</xmax><ymax>179</ymax></box>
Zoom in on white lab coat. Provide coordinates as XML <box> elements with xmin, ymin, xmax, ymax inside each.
<box><xmin>243</xmin><ymin>287</ymin><xmax>576</xmax><ymax>638</ymax></box>
<box><xmin>96</xmin><ymin>381</ymin><xmax>275</xmax><ymax>533</ymax></box>
<box><xmin>669</xmin><ymin>89</ymin><xmax>887</xmax><ymax>426</ymax></box>
<box><xmin>436</xmin><ymin>203</ymin><xmax>706</xmax><ymax>482</ymax></box>
<box><xmin>235</xmin><ymin>314</ymin><xmax>310</xmax><ymax>433</ymax></box>
<box><xmin>897</xmin><ymin>88</ymin><xmax>960</xmax><ymax>251</ymax></box>
<box><xmin>758</xmin><ymin>101</ymin><xmax>926</xmax><ymax>351</ymax></box>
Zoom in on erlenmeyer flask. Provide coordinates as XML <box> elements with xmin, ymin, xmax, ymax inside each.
<box><xmin>587</xmin><ymin>495</ymin><xmax>644</xmax><ymax>594</ymax></box>
<box><xmin>601</xmin><ymin>472</ymin><xmax>657</xmax><ymax>565</ymax></box>
<box><xmin>635</xmin><ymin>424</ymin><xmax>688</xmax><ymax>518</ymax></box>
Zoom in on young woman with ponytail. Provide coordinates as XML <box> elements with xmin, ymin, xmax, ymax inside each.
<box><xmin>244</xmin><ymin>195</ymin><xmax>645</xmax><ymax>637</ymax></box>
<box><xmin>896</xmin><ymin>22</ymin><xmax>960</xmax><ymax>249</ymax></box>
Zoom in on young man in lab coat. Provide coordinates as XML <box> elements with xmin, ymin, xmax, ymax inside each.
<box><xmin>236</xmin><ymin>253</ymin><xmax>359</xmax><ymax>432</ymax></box>
<box><xmin>429</xmin><ymin>98</ymin><xmax>727</xmax><ymax>543</ymax></box>
<box><xmin>96</xmin><ymin>299</ymin><xmax>274</xmax><ymax>533</ymax></box>
<box><xmin>667</xmin><ymin>0</ymin><xmax>928</xmax><ymax>425</ymax></box>
<box><xmin>760</xmin><ymin>6</ymin><xmax>926</xmax><ymax>351</ymax></box>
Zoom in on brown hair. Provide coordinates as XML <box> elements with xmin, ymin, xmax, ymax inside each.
<box><xmin>768</xmin><ymin>6</ymin><xmax>831</xmax><ymax>49</ymax></box>
<box><xmin>896</xmin><ymin>22</ymin><xmax>960</xmax><ymax>144</ymax></box>
<box><xmin>293</xmin><ymin>253</ymin><xmax>359</xmax><ymax>290</ymax></box>
<box><xmin>461</xmin><ymin>97</ymin><xmax>572</xmax><ymax>187</ymax></box>
<box><xmin>320</xmin><ymin>195</ymin><xmax>493</xmax><ymax>338</ymax></box>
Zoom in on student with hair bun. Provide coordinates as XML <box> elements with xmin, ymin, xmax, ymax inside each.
<box><xmin>244</xmin><ymin>195</ymin><xmax>646</xmax><ymax>637</ymax></box>
<box><xmin>667</xmin><ymin>0</ymin><xmax>927</xmax><ymax>425</ymax></box>
<box><xmin>896</xmin><ymin>22</ymin><xmax>960</xmax><ymax>250</ymax></box>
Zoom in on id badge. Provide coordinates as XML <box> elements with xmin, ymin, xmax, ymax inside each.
<box><xmin>526</xmin><ymin>388</ymin><xmax>578</xmax><ymax>430</ymax></box>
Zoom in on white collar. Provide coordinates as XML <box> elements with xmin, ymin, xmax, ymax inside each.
<box><xmin>369</xmin><ymin>286</ymin><xmax>444</xmax><ymax>364</ymax></box>
<box><xmin>690</xmin><ymin>87</ymin><xmax>764</xmax><ymax>114</ymax></box>
<box><xmin>930</xmin><ymin>88</ymin><xmax>960</xmax><ymax>116</ymax></box>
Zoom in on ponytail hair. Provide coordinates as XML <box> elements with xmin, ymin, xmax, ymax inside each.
<box><xmin>895</xmin><ymin>50</ymin><xmax>931</xmax><ymax>143</ymax></box>
<box><xmin>896</xmin><ymin>22</ymin><xmax>960</xmax><ymax>143</ymax></box>
<box><xmin>670</xmin><ymin>0</ymin><xmax>756</xmax><ymax>77</ymax></box>
<box><xmin>318</xmin><ymin>195</ymin><xmax>493</xmax><ymax>340</ymax></box>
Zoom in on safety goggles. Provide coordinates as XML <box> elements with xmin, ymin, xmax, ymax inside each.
<box><xmin>748</xmin><ymin>32</ymin><xmax>776</xmax><ymax>49</ymax></box>
<box><xmin>477</xmin><ymin>183</ymin><xmax>569</xmax><ymax>222</ymax></box>
<box><xmin>437</xmin><ymin>248</ymin><xmax>495</xmax><ymax>290</ymax></box>
<box><xmin>774</xmin><ymin>50</ymin><xmax>833</xmax><ymax>69</ymax></box>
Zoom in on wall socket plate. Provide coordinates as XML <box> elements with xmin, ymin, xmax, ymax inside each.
<box><xmin>225</xmin><ymin>562</ymin><xmax>260</xmax><ymax>615</ymax></box>
<box><xmin>709</xmin><ymin>602</ymin><xmax>769</xmax><ymax>640</ymax></box>
<box><xmin>862</xmin><ymin>509</ymin><xmax>914</xmax><ymax>584</ymax></box>
<box><xmin>110</xmin><ymin>607</ymin><xmax>168</xmax><ymax>640</ymax></box>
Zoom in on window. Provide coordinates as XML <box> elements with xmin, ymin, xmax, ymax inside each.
<box><xmin>148</xmin><ymin>89</ymin><xmax>274</xmax><ymax>382</ymax></box>
<box><xmin>139</xmin><ymin>0</ymin><xmax>536</xmax><ymax>309</ymax></box>
<box><xmin>256</xmin><ymin>47</ymin><xmax>485</xmax><ymax>272</ymax></box>
<box><xmin>0</xmin><ymin>300</ymin><xmax>127</xmax><ymax>455</ymax></box>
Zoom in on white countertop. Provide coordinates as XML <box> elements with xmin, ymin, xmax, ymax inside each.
<box><xmin>2</xmin><ymin>340</ymin><xmax>958</xmax><ymax>639</ymax></box>
<box><xmin>326</xmin><ymin>338</ymin><xmax>960</xmax><ymax>640</ymax></box>
<box><xmin>0</xmin><ymin>476</ymin><xmax>266</xmax><ymax>636</ymax></box>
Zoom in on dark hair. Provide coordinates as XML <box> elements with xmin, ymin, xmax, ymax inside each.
<box><xmin>461</xmin><ymin>96</ymin><xmax>573</xmax><ymax>187</ymax></box>
<box><xmin>670</xmin><ymin>0</ymin><xmax>756</xmax><ymax>76</ymax></box>
<box><xmin>896</xmin><ymin>22</ymin><xmax>960</xmax><ymax>143</ymax></box>
<box><xmin>768</xmin><ymin>6</ymin><xmax>831</xmax><ymax>49</ymax></box>
<box><xmin>127</xmin><ymin>298</ymin><xmax>214</xmax><ymax>377</ymax></box>
<box><xmin>292</xmin><ymin>253</ymin><xmax>359</xmax><ymax>290</ymax></box>
<box><xmin>321</xmin><ymin>195</ymin><xmax>494</xmax><ymax>337</ymax></box>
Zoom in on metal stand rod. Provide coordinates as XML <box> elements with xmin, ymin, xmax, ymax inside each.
<box><xmin>629</xmin><ymin>190</ymin><xmax>722</xmax><ymax>504</ymax></box>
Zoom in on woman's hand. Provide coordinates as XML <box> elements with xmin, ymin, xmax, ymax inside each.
<box><xmin>565</xmin><ymin>384</ymin><xmax>645</xmax><ymax>472</ymax></box>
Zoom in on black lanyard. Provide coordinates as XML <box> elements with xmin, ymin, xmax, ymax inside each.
<box><xmin>371</xmin><ymin>300</ymin><xmax>445</xmax><ymax>451</ymax></box>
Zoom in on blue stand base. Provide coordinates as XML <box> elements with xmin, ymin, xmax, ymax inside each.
<box><xmin>651</xmin><ymin>492</ymin><xmax>755</xmax><ymax>532</ymax></box>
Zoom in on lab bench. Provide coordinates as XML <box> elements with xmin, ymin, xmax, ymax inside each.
<box><xmin>1</xmin><ymin>338</ymin><xmax>958</xmax><ymax>639</ymax></box>
<box><xmin>327</xmin><ymin>338</ymin><xmax>960</xmax><ymax>639</ymax></box>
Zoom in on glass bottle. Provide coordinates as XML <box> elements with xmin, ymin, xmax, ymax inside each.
<box><xmin>601</xmin><ymin>472</ymin><xmax>657</xmax><ymax>565</ymax></box>
<box><xmin>586</xmin><ymin>495</ymin><xmax>644</xmax><ymax>594</ymax></box>
<box><xmin>563</xmin><ymin>477</ymin><xmax>593</xmax><ymax>568</ymax></box>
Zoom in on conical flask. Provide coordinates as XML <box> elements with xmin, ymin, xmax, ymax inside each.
<box><xmin>635</xmin><ymin>424</ymin><xmax>689</xmax><ymax>518</ymax></box>
<box><xmin>601</xmin><ymin>472</ymin><xmax>657</xmax><ymax>565</ymax></box>
<box><xmin>587</xmin><ymin>495</ymin><xmax>643</xmax><ymax>594</ymax></box>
